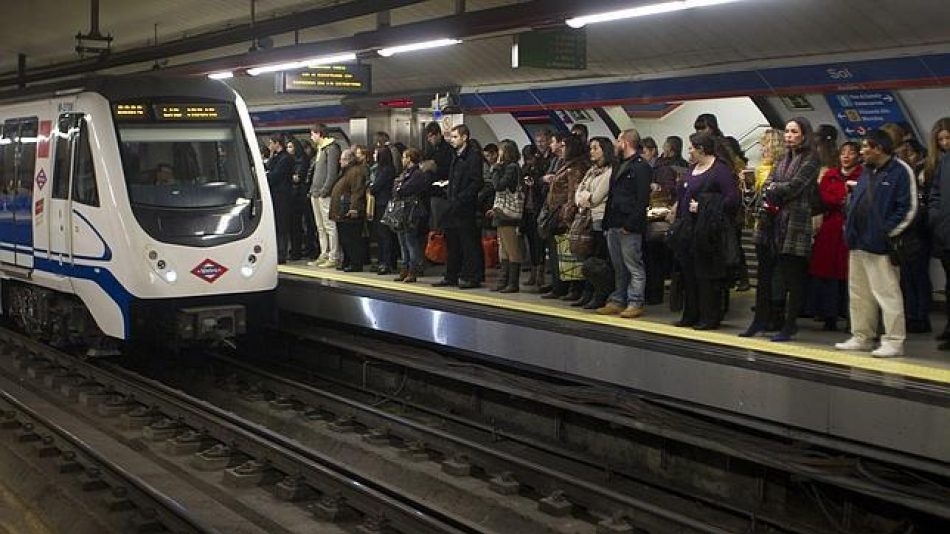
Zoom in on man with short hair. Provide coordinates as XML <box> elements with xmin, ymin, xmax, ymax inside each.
<box><xmin>307</xmin><ymin>124</ymin><xmax>342</xmax><ymax>268</ymax></box>
<box><xmin>534</xmin><ymin>128</ymin><xmax>555</xmax><ymax>176</ymax></box>
<box><xmin>266</xmin><ymin>134</ymin><xmax>293</xmax><ymax>264</ymax></box>
<box><xmin>375</xmin><ymin>131</ymin><xmax>403</xmax><ymax>174</ymax></box>
<box><xmin>835</xmin><ymin>129</ymin><xmax>917</xmax><ymax>357</ymax></box>
<box><xmin>432</xmin><ymin>124</ymin><xmax>484</xmax><ymax>289</ymax></box>
<box><xmin>423</xmin><ymin>121</ymin><xmax>453</xmax><ymax>181</ymax></box>
<box><xmin>597</xmin><ymin>129</ymin><xmax>653</xmax><ymax>318</ymax></box>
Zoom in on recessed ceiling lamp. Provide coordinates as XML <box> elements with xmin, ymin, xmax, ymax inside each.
<box><xmin>377</xmin><ymin>38</ymin><xmax>461</xmax><ymax>57</ymax></box>
<box><xmin>566</xmin><ymin>0</ymin><xmax>746</xmax><ymax>28</ymax></box>
<box><xmin>247</xmin><ymin>52</ymin><xmax>358</xmax><ymax>76</ymax></box>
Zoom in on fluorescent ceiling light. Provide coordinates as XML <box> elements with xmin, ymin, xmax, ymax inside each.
<box><xmin>566</xmin><ymin>0</ymin><xmax>744</xmax><ymax>28</ymax></box>
<box><xmin>207</xmin><ymin>71</ymin><xmax>234</xmax><ymax>80</ymax></box>
<box><xmin>247</xmin><ymin>52</ymin><xmax>357</xmax><ymax>76</ymax></box>
<box><xmin>378</xmin><ymin>39</ymin><xmax>461</xmax><ymax>57</ymax></box>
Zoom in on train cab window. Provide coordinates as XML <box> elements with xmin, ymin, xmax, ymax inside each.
<box><xmin>72</xmin><ymin>120</ymin><xmax>99</xmax><ymax>207</ymax></box>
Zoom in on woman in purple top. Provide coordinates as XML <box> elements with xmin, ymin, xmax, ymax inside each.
<box><xmin>671</xmin><ymin>132</ymin><xmax>740</xmax><ymax>330</ymax></box>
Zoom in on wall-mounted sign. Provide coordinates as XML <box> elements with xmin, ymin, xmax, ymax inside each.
<box><xmin>826</xmin><ymin>91</ymin><xmax>908</xmax><ymax>138</ymax></box>
<box><xmin>277</xmin><ymin>64</ymin><xmax>371</xmax><ymax>95</ymax></box>
<box><xmin>518</xmin><ymin>28</ymin><xmax>586</xmax><ymax>70</ymax></box>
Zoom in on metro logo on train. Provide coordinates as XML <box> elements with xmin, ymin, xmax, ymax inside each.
<box><xmin>191</xmin><ymin>259</ymin><xmax>229</xmax><ymax>283</ymax></box>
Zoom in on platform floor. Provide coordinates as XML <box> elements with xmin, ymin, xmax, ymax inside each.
<box><xmin>279</xmin><ymin>262</ymin><xmax>950</xmax><ymax>385</ymax></box>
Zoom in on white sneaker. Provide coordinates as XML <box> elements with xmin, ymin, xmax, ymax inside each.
<box><xmin>306</xmin><ymin>254</ymin><xmax>328</xmax><ymax>267</ymax></box>
<box><xmin>317</xmin><ymin>259</ymin><xmax>336</xmax><ymax>268</ymax></box>
<box><xmin>871</xmin><ymin>344</ymin><xmax>903</xmax><ymax>358</ymax></box>
<box><xmin>834</xmin><ymin>337</ymin><xmax>874</xmax><ymax>351</ymax></box>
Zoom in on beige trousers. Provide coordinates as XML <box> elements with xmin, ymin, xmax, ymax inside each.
<box><xmin>848</xmin><ymin>250</ymin><xmax>905</xmax><ymax>345</ymax></box>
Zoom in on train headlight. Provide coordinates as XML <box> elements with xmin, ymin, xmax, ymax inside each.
<box><xmin>146</xmin><ymin>247</ymin><xmax>178</xmax><ymax>284</ymax></box>
<box><xmin>241</xmin><ymin>244</ymin><xmax>263</xmax><ymax>278</ymax></box>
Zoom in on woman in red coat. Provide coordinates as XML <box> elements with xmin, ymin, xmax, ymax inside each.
<box><xmin>809</xmin><ymin>141</ymin><xmax>862</xmax><ymax>330</ymax></box>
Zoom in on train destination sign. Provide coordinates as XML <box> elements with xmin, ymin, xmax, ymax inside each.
<box><xmin>113</xmin><ymin>103</ymin><xmax>235</xmax><ymax>121</ymax></box>
<box><xmin>518</xmin><ymin>28</ymin><xmax>587</xmax><ymax>70</ymax></box>
<box><xmin>278</xmin><ymin>64</ymin><xmax>372</xmax><ymax>95</ymax></box>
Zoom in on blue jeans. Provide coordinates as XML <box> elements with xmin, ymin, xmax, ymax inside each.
<box><xmin>397</xmin><ymin>229</ymin><xmax>424</xmax><ymax>271</ymax></box>
<box><xmin>606</xmin><ymin>228</ymin><xmax>645</xmax><ymax>307</ymax></box>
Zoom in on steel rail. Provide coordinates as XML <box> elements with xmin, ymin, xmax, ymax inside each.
<box><xmin>208</xmin><ymin>352</ymin><xmax>779</xmax><ymax>534</ymax></box>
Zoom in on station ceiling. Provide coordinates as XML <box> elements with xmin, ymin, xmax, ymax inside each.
<box><xmin>1</xmin><ymin>0</ymin><xmax>948</xmax><ymax>106</ymax></box>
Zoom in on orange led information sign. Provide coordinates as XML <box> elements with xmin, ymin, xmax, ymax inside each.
<box><xmin>278</xmin><ymin>65</ymin><xmax>371</xmax><ymax>95</ymax></box>
<box><xmin>155</xmin><ymin>104</ymin><xmax>232</xmax><ymax>121</ymax></box>
<box><xmin>113</xmin><ymin>104</ymin><xmax>147</xmax><ymax>119</ymax></box>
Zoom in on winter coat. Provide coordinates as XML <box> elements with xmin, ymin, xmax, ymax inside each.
<box><xmin>370</xmin><ymin>164</ymin><xmax>396</xmax><ymax>222</ymax></box>
<box><xmin>927</xmin><ymin>153</ymin><xmax>950</xmax><ymax>256</ymax></box>
<box><xmin>574</xmin><ymin>164</ymin><xmax>612</xmax><ymax>224</ymax></box>
<box><xmin>810</xmin><ymin>166</ymin><xmax>860</xmax><ymax>279</ymax></box>
<box><xmin>308</xmin><ymin>138</ymin><xmax>342</xmax><ymax>197</ymax></box>
<box><xmin>329</xmin><ymin>163</ymin><xmax>368</xmax><ymax>221</ymax></box>
<box><xmin>423</xmin><ymin>139</ymin><xmax>454</xmax><ymax>182</ymax></box>
<box><xmin>443</xmin><ymin>142</ymin><xmax>483</xmax><ymax>229</ymax></box>
<box><xmin>603</xmin><ymin>155</ymin><xmax>652</xmax><ymax>234</ymax></box>
<box><xmin>846</xmin><ymin>157</ymin><xmax>916</xmax><ymax>255</ymax></box>
<box><xmin>544</xmin><ymin>156</ymin><xmax>589</xmax><ymax>230</ymax></box>
<box><xmin>753</xmin><ymin>150</ymin><xmax>820</xmax><ymax>258</ymax></box>
<box><xmin>266</xmin><ymin>149</ymin><xmax>293</xmax><ymax>195</ymax></box>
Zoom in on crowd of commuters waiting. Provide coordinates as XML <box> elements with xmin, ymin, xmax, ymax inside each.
<box><xmin>262</xmin><ymin>115</ymin><xmax>950</xmax><ymax>358</ymax></box>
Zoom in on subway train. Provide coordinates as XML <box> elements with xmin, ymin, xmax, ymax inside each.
<box><xmin>0</xmin><ymin>76</ymin><xmax>277</xmax><ymax>351</ymax></box>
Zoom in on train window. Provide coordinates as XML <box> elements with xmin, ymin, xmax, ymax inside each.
<box><xmin>16</xmin><ymin>118</ymin><xmax>38</xmax><ymax>196</ymax></box>
<box><xmin>0</xmin><ymin>122</ymin><xmax>14</xmax><ymax>194</ymax></box>
<box><xmin>52</xmin><ymin>114</ymin><xmax>81</xmax><ymax>200</ymax></box>
<box><xmin>117</xmin><ymin>123</ymin><xmax>258</xmax><ymax>208</ymax></box>
<box><xmin>72</xmin><ymin>120</ymin><xmax>99</xmax><ymax>207</ymax></box>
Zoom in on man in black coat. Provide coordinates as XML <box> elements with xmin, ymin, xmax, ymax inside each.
<box><xmin>597</xmin><ymin>128</ymin><xmax>653</xmax><ymax>318</ymax></box>
<box><xmin>432</xmin><ymin>124</ymin><xmax>484</xmax><ymax>289</ymax></box>
<box><xmin>266</xmin><ymin>134</ymin><xmax>294</xmax><ymax>264</ymax></box>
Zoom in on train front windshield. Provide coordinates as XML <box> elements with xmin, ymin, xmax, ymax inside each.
<box><xmin>113</xmin><ymin>102</ymin><xmax>263</xmax><ymax>246</ymax></box>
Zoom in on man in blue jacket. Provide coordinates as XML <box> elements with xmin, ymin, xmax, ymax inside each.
<box><xmin>836</xmin><ymin>129</ymin><xmax>917</xmax><ymax>357</ymax></box>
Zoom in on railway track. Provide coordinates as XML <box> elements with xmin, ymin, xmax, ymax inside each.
<box><xmin>0</xmin><ymin>327</ymin><xmax>480</xmax><ymax>534</ymax></box>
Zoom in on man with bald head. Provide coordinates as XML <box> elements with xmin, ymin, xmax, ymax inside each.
<box><xmin>597</xmin><ymin>128</ymin><xmax>653</xmax><ymax>319</ymax></box>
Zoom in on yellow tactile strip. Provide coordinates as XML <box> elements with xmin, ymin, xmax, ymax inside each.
<box><xmin>280</xmin><ymin>265</ymin><xmax>950</xmax><ymax>385</ymax></box>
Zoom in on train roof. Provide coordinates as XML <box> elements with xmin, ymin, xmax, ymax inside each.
<box><xmin>0</xmin><ymin>75</ymin><xmax>234</xmax><ymax>105</ymax></box>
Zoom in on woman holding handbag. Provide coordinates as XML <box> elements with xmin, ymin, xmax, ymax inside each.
<box><xmin>488</xmin><ymin>140</ymin><xmax>524</xmax><ymax>292</ymax></box>
<box><xmin>392</xmin><ymin>148</ymin><xmax>431</xmax><ymax>283</ymax></box>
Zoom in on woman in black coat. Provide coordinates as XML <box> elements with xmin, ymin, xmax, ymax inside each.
<box><xmin>371</xmin><ymin>146</ymin><xmax>398</xmax><ymax>274</ymax></box>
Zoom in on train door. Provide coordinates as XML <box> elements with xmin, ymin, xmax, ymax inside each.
<box><xmin>48</xmin><ymin>113</ymin><xmax>82</xmax><ymax>264</ymax></box>
<box><xmin>0</xmin><ymin>116</ymin><xmax>39</xmax><ymax>269</ymax></box>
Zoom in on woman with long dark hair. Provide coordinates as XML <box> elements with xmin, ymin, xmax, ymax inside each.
<box><xmin>671</xmin><ymin>132</ymin><xmax>740</xmax><ymax>329</ymax></box>
<box><xmin>541</xmin><ymin>135</ymin><xmax>590</xmax><ymax>300</ymax></box>
<box><xmin>740</xmin><ymin>118</ymin><xmax>820</xmax><ymax>341</ymax></box>
<box><xmin>574</xmin><ymin>136</ymin><xmax>616</xmax><ymax>308</ymax></box>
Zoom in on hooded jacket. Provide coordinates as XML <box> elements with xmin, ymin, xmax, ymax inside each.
<box><xmin>308</xmin><ymin>136</ymin><xmax>342</xmax><ymax>197</ymax></box>
<box><xmin>846</xmin><ymin>156</ymin><xmax>916</xmax><ymax>254</ymax></box>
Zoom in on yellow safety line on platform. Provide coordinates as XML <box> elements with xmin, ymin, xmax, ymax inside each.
<box><xmin>280</xmin><ymin>265</ymin><xmax>950</xmax><ymax>384</ymax></box>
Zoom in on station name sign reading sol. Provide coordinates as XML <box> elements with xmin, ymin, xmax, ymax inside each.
<box><xmin>112</xmin><ymin>103</ymin><xmax>235</xmax><ymax>122</ymax></box>
<box><xmin>277</xmin><ymin>64</ymin><xmax>371</xmax><ymax>95</ymax></box>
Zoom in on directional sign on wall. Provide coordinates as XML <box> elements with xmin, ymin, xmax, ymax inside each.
<box><xmin>826</xmin><ymin>91</ymin><xmax>909</xmax><ymax>139</ymax></box>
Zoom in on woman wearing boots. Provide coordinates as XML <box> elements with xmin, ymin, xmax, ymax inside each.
<box><xmin>489</xmin><ymin>140</ymin><xmax>524</xmax><ymax>292</ymax></box>
<box><xmin>574</xmin><ymin>137</ymin><xmax>615</xmax><ymax>308</ymax></box>
<box><xmin>520</xmin><ymin>145</ymin><xmax>546</xmax><ymax>290</ymax></box>
<box><xmin>740</xmin><ymin>118</ymin><xmax>820</xmax><ymax>341</ymax></box>
<box><xmin>392</xmin><ymin>148</ymin><xmax>431</xmax><ymax>283</ymax></box>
